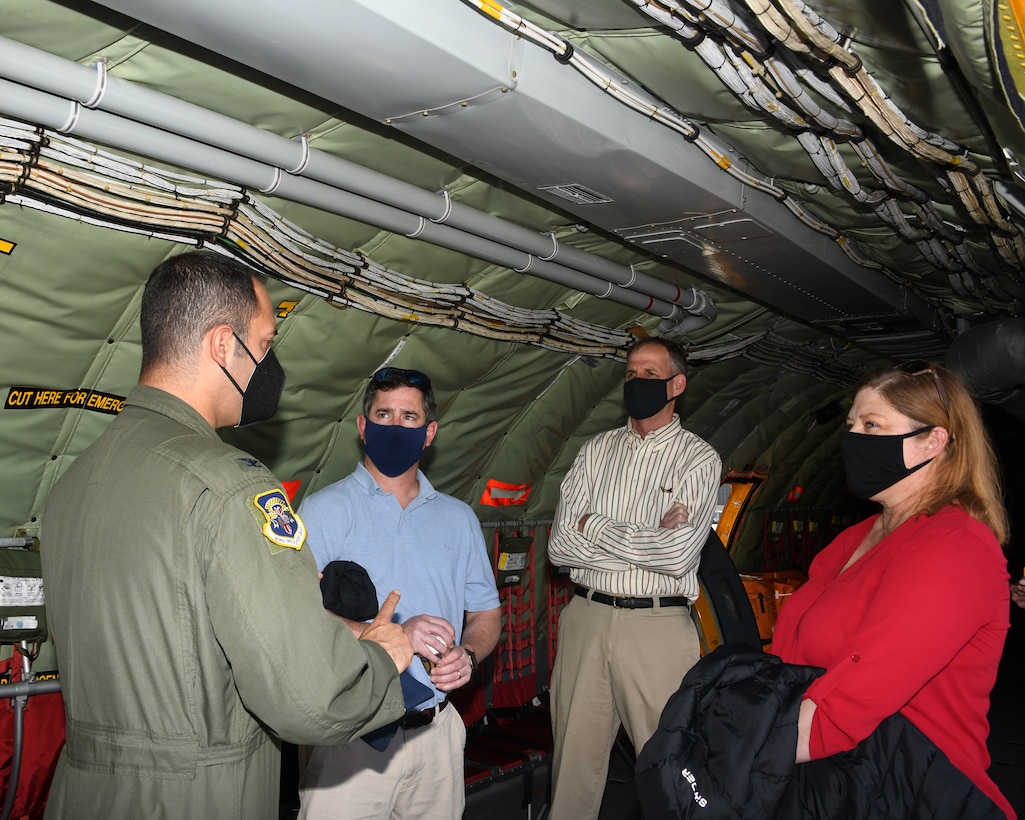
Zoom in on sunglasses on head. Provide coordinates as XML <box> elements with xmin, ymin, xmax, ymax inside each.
<box><xmin>893</xmin><ymin>359</ymin><xmax>949</xmax><ymax>414</ymax></box>
<box><xmin>372</xmin><ymin>367</ymin><xmax>432</xmax><ymax>390</ymax></box>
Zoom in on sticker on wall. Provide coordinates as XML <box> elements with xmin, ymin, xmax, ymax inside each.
<box><xmin>479</xmin><ymin>479</ymin><xmax>531</xmax><ymax>506</ymax></box>
<box><xmin>276</xmin><ymin>300</ymin><xmax>299</xmax><ymax>318</ymax></box>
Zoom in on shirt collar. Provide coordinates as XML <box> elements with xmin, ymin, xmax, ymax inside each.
<box><xmin>624</xmin><ymin>413</ymin><xmax>682</xmax><ymax>447</ymax></box>
<box><xmin>126</xmin><ymin>385</ymin><xmax>218</xmax><ymax>438</ymax></box>
<box><xmin>353</xmin><ymin>461</ymin><xmax>438</xmax><ymax>503</ymax></box>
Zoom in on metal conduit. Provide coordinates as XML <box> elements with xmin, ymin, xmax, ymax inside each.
<box><xmin>0</xmin><ymin>76</ymin><xmax>678</xmax><ymax>321</ymax></box>
<box><xmin>0</xmin><ymin>36</ymin><xmax>717</xmax><ymax>332</ymax></box>
<box><xmin>0</xmin><ymin>678</ymin><xmax>62</xmax><ymax>701</ymax></box>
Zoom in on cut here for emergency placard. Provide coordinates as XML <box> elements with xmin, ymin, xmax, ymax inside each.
<box><xmin>5</xmin><ymin>386</ymin><xmax>125</xmax><ymax>415</ymax></box>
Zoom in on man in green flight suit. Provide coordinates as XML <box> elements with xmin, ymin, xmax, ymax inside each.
<box><xmin>40</xmin><ymin>250</ymin><xmax>412</xmax><ymax>819</ymax></box>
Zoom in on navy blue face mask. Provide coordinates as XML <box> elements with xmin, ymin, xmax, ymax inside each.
<box><xmin>840</xmin><ymin>426</ymin><xmax>935</xmax><ymax>499</ymax></box>
<box><xmin>363</xmin><ymin>418</ymin><xmax>428</xmax><ymax>477</ymax></box>
<box><xmin>623</xmin><ymin>376</ymin><xmax>675</xmax><ymax>421</ymax></box>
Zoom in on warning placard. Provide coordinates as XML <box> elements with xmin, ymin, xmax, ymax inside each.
<box><xmin>5</xmin><ymin>386</ymin><xmax>125</xmax><ymax>415</ymax></box>
<box><xmin>0</xmin><ymin>574</ymin><xmax>44</xmax><ymax>607</ymax></box>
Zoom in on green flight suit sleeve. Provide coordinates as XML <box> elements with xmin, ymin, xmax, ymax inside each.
<box><xmin>198</xmin><ymin>473</ymin><xmax>404</xmax><ymax>745</ymax></box>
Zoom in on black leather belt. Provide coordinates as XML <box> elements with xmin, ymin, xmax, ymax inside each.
<box><xmin>400</xmin><ymin>698</ymin><xmax>449</xmax><ymax>731</ymax></box>
<box><xmin>575</xmin><ymin>585</ymin><xmax>690</xmax><ymax>610</ymax></box>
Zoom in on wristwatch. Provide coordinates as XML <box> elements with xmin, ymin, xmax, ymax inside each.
<box><xmin>463</xmin><ymin>646</ymin><xmax>478</xmax><ymax>674</ymax></box>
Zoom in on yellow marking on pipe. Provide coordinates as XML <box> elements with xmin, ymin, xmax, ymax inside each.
<box><xmin>479</xmin><ymin>0</ymin><xmax>504</xmax><ymax>20</ymax></box>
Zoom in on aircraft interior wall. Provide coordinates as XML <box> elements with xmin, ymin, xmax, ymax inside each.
<box><xmin>0</xmin><ymin>202</ymin><xmax>881</xmax><ymax>563</ymax></box>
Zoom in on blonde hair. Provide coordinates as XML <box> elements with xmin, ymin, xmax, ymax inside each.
<box><xmin>857</xmin><ymin>361</ymin><xmax>1010</xmax><ymax>544</ymax></box>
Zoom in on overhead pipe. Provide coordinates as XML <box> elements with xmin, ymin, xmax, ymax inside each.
<box><xmin>0</xmin><ymin>35</ymin><xmax>717</xmax><ymax>332</ymax></box>
<box><xmin>657</xmin><ymin>288</ymin><xmax>718</xmax><ymax>336</ymax></box>
<box><xmin>0</xmin><ymin>76</ymin><xmax>688</xmax><ymax>323</ymax></box>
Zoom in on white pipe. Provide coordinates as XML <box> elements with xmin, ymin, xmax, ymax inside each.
<box><xmin>0</xmin><ymin>35</ymin><xmax>716</xmax><ymax>331</ymax></box>
<box><xmin>0</xmin><ymin>76</ymin><xmax>699</xmax><ymax>323</ymax></box>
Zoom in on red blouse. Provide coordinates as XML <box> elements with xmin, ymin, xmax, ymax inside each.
<box><xmin>773</xmin><ymin>506</ymin><xmax>1014</xmax><ymax>819</ymax></box>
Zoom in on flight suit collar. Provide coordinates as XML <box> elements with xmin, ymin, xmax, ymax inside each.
<box><xmin>126</xmin><ymin>385</ymin><xmax>219</xmax><ymax>438</ymax></box>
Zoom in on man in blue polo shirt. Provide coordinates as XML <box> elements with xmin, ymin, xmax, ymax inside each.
<box><xmin>297</xmin><ymin>367</ymin><xmax>501</xmax><ymax>820</ymax></box>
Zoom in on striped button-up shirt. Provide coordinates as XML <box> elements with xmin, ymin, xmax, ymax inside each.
<box><xmin>548</xmin><ymin>415</ymin><xmax>722</xmax><ymax>602</ymax></box>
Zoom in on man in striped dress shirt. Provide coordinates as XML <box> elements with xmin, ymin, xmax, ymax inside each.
<box><xmin>547</xmin><ymin>337</ymin><xmax>722</xmax><ymax>820</ymax></box>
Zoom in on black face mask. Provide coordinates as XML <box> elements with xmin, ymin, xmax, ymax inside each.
<box><xmin>221</xmin><ymin>333</ymin><xmax>285</xmax><ymax>427</ymax></box>
<box><xmin>623</xmin><ymin>376</ymin><xmax>675</xmax><ymax>421</ymax></box>
<box><xmin>840</xmin><ymin>426</ymin><xmax>934</xmax><ymax>499</ymax></box>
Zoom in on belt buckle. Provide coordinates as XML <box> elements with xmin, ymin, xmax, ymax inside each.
<box><xmin>612</xmin><ymin>595</ymin><xmax>623</xmax><ymax>608</ymax></box>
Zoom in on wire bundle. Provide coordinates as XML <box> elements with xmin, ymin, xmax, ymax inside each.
<box><xmin>463</xmin><ymin>0</ymin><xmax>1025</xmax><ymax>313</ymax></box>
<box><xmin>0</xmin><ymin>117</ymin><xmax>862</xmax><ymax>383</ymax></box>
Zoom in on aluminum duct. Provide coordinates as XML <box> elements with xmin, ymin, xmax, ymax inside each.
<box><xmin>947</xmin><ymin>319</ymin><xmax>1025</xmax><ymax>422</ymax></box>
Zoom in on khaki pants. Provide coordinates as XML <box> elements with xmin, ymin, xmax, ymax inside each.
<box><xmin>549</xmin><ymin>595</ymin><xmax>700</xmax><ymax>820</ymax></box>
<box><xmin>298</xmin><ymin>701</ymin><xmax>466</xmax><ymax>820</ymax></box>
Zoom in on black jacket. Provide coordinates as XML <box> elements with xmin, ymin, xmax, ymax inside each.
<box><xmin>635</xmin><ymin>645</ymin><xmax>1004</xmax><ymax>819</ymax></box>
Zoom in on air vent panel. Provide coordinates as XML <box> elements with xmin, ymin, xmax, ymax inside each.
<box><xmin>537</xmin><ymin>183</ymin><xmax>613</xmax><ymax>205</ymax></box>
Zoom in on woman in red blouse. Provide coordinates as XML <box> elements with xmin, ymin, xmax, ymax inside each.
<box><xmin>773</xmin><ymin>361</ymin><xmax>1015</xmax><ymax>819</ymax></box>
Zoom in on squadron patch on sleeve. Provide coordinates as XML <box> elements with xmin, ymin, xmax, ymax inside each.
<box><xmin>251</xmin><ymin>489</ymin><xmax>306</xmax><ymax>551</ymax></box>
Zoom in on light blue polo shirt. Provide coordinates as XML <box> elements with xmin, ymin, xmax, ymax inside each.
<box><xmin>299</xmin><ymin>462</ymin><xmax>500</xmax><ymax>707</ymax></box>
